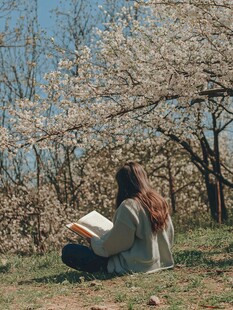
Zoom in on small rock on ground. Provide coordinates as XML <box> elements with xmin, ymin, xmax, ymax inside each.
<box><xmin>148</xmin><ymin>295</ymin><xmax>161</xmax><ymax>306</ymax></box>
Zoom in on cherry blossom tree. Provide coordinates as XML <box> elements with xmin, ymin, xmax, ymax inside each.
<box><xmin>9</xmin><ymin>0</ymin><xmax>232</xmax><ymax>222</ymax></box>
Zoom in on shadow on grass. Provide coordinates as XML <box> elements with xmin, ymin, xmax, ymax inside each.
<box><xmin>225</xmin><ymin>242</ymin><xmax>233</xmax><ymax>253</ymax></box>
<box><xmin>18</xmin><ymin>247</ymin><xmax>233</xmax><ymax>285</ymax></box>
<box><xmin>18</xmin><ymin>270</ymin><xmax>117</xmax><ymax>285</ymax></box>
<box><xmin>0</xmin><ymin>263</ymin><xmax>11</xmax><ymax>273</ymax></box>
<box><xmin>174</xmin><ymin>250</ymin><xmax>233</xmax><ymax>268</ymax></box>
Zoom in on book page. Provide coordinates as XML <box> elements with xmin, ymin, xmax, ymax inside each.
<box><xmin>66</xmin><ymin>210</ymin><xmax>113</xmax><ymax>238</ymax></box>
<box><xmin>77</xmin><ymin>211</ymin><xmax>113</xmax><ymax>237</ymax></box>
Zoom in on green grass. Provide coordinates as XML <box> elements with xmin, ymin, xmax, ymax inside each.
<box><xmin>0</xmin><ymin>226</ymin><xmax>232</xmax><ymax>310</ymax></box>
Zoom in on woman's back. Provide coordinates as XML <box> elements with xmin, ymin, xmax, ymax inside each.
<box><xmin>91</xmin><ymin>198</ymin><xmax>174</xmax><ymax>274</ymax></box>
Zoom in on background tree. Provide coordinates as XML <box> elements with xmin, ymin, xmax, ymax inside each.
<box><xmin>14</xmin><ymin>0</ymin><xmax>232</xmax><ymax>222</ymax></box>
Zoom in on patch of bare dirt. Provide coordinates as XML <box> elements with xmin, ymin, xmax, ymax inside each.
<box><xmin>38</xmin><ymin>295</ymin><xmax>121</xmax><ymax>310</ymax></box>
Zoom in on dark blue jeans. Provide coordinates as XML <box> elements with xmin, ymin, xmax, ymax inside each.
<box><xmin>61</xmin><ymin>244</ymin><xmax>108</xmax><ymax>273</ymax></box>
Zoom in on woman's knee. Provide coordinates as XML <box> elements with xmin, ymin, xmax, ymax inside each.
<box><xmin>61</xmin><ymin>244</ymin><xmax>74</xmax><ymax>264</ymax></box>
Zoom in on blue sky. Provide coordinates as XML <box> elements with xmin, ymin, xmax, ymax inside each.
<box><xmin>37</xmin><ymin>0</ymin><xmax>105</xmax><ymax>32</ymax></box>
<box><xmin>37</xmin><ymin>1</ymin><xmax>61</xmax><ymax>31</ymax></box>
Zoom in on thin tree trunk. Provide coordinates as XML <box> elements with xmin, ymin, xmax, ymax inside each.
<box><xmin>200</xmin><ymin>137</ymin><xmax>218</xmax><ymax>221</ymax></box>
<box><xmin>216</xmin><ymin>179</ymin><xmax>222</xmax><ymax>224</ymax></box>
<box><xmin>212</xmin><ymin>112</ymin><xmax>228</xmax><ymax>222</ymax></box>
<box><xmin>167</xmin><ymin>156</ymin><xmax>176</xmax><ymax>213</ymax></box>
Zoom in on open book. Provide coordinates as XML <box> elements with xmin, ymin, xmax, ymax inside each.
<box><xmin>66</xmin><ymin>210</ymin><xmax>113</xmax><ymax>238</ymax></box>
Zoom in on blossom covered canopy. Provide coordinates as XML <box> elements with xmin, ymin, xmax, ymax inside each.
<box><xmin>2</xmin><ymin>0</ymin><xmax>232</xmax><ymax>154</ymax></box>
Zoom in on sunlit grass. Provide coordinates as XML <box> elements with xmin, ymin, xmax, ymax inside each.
<box><xmin>0</xmin><ymin>225</ymin><xmax>232</xmax><ymax>309</ymax></box>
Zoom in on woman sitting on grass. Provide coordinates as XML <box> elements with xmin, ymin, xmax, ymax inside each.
<box><xmin>62</xmin><ymin>161</ymin><xmax>174</xmax><ymax>274</ymax></box>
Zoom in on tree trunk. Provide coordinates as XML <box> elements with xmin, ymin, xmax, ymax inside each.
<box><xmin>212</xmin><ymin>113</ymin><xmax>228</xmax><ymax>222</ymax></box>
<box><xmin>204</xmin><ymin>176</ymin><xmax>227</xmax><ymax>223</ymax></box>
<box><xmin>200</xmin><ymin>131</ymin><xmax>228</xmax><ymax>223</ymax></box>
<box><xmin>204</xmin><ymin>175</ymin><xmax>217</xmax><ymax>221</ymax></box>
<box><xmin>215</xmin><ymin>177</ymin><xmax>227</xmax><ymax>222</ymax></box>
<box><xmin>167</xmin><ymin>156</ymin><xmax>176</xmax><ymax>213</ymax></box>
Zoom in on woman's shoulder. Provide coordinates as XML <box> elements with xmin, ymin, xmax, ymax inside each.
<box><xmin>115</xmin><ymin>198</ymin><xmax>141</xmax><ymax>225</ymax></box>
<box><xmin>120</xmin><ymin>198</ymin><xmax>138</xmax><ymax>208</ymax></box>
<box><xmin>118</xmin><ymin>198</ymin><xmax>142</xmax><ymax>215</ymax></box>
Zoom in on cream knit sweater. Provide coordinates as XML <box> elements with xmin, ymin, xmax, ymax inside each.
<box><xmin>91</xmin><ymin>198</ymin><xmax>174</xmax><ymax>274</ymax></box>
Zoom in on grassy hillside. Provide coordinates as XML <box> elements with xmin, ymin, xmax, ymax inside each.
<box><xmin>0</xmin><ymin>226</ymin><xmax>232</xmax><ymax>309</ymax></box>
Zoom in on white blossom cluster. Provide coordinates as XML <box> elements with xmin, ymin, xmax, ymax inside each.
<box><xmin>0</xmin><ymin>185</ymin><xmax>78</xmax><ymax>253</ymax></box>
<box><xmin>0</xmin><ymin>126</ymin><xmax>10</xmax><ymax>151</ymax></box>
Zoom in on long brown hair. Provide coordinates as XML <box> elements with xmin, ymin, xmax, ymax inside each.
<box><xmin>115</xmin><ymin>162</ymin><xmax>169</xmax><ymax>232</ymax></box>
